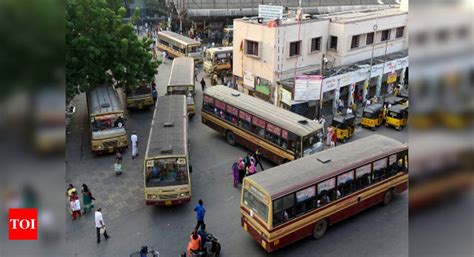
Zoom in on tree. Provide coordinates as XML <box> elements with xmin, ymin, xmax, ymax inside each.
<box><xmin>66</xmin><ymin>0</ymin><xmax>158</xmax><ymax>99</ymax></box>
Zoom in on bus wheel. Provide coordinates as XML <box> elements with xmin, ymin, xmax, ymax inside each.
<box><xmin>226</xmin><ymin>131</ymin><xmax>236</xmax><ymax>146</ymax></box>
<box><xmin>382</xmin><ymin>189</ymin><xmax>394</xmax><ymax>206</ymax></box>
<box><xmin>312</xmin><ymin>219</ymin><xmax>328</xmax><ymax>240</ymax></box>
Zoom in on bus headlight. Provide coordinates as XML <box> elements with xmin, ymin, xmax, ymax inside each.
<box><xmin>147</xmin><ymin>194</ymin><xmax>158</xmax><ymax>199</ymax></box>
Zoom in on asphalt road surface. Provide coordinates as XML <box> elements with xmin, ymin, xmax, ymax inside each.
<box><xmin>65</xmin><ymin>55</ymin><xmax>408</xmax><ymax>257</ymax></box>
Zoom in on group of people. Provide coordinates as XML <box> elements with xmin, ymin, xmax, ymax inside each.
<box><xmin>67</xmin><ymin>184</ymin><xmax>95</xmax><ymax>220</ymax></box>
<box><xmin>232</xmin><ymin>147</ymin><xmax>265</xmax><ymax>187</ymax></box>
<box><xmin>187</xmin><ymin>199</ymin><xmax>208</xmax><ymax>256</ymax></box>
<box><xmin>67</xmin><ymin>184</ymin><xmax>110</xmax><ymax>243</ymax></box>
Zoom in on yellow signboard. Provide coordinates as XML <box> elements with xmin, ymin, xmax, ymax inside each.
<box><xmin>387</xmin><ymin>72</ymin><xmax>397</xmax><ymax>84</ymax></box>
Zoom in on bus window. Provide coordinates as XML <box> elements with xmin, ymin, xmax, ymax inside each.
<box><xmin>317</xmin><ymin>178</ymin><xmax>336</xmax><ymax>205</ymax></box>
<box><xmin>337</xmin><ymin>170</ymin><xmax>354</xmax><ymax>197</ymax></box>
<box><xmin>294</xmin><ymin>186</ymin><xmax>317</xmax><ymax>216</ymax></box>
<box><xmin>302</xmin><ymin>133</ymin><xmax>321</xmax><ymax>156</ymax></box>
<box><xmin>355</xmin><ymin>164</ymin><xmax>372</xmax><ymax>190</ymax></box>
<box><xmin>243</xmin><ymin>186</ymin><xmax>268</xmax><ymax>223</ymax></box>
<box><xmin>372</xmin><ymin>158</ymin><xmax>387</xmax><ymax>182</ymax></box>
<box><xmin>282</xmin><ymin>194</ymin><xmax>295</xmax><ymax>221</ymax></box>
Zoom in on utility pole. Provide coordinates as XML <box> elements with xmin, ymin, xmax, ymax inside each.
<box><xmin>317</xmin><ymin>54</ymin><xmax>327</xmax><ymax>120</ymax></box>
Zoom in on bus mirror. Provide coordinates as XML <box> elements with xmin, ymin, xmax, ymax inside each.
<box><xmin>189</xmin><ymin>165</ymin><xmax>193</xmax><ymax>173</ymax></box>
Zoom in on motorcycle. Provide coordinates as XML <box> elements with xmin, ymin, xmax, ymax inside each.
<box><xmin>130</xmin><ymin>245</ymin><xmax>160</xmax><ymax>257</ymax></box>
<box><xmin>189</xmin><ymin>233</ymin><xmax>221</xmax><ymax>257</ymax></box>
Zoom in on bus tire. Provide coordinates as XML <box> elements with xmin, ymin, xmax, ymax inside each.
<box><xmin>311</xmin><ymin>219</ymin><xmax>328</xmax><ymax>240</ymax></box>
<box><xmin>226</xmin><ymin>130</ymin><xmax>236</xmax><ymax>146</ymax></box>
<box><xmin>382</xmin><ymin>189</ymin><xmax>394</xmax><ymax>206</ymax></box>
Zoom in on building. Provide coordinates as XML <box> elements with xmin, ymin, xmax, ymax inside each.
<box><xmin>232</xmin><ymin>6</ymin><xmax>408</xmax><ymax>118</ymax></box>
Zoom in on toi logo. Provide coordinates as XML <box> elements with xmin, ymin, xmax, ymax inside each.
<box><xmin>8</xmin><ymin>208</ymin><xmax>38</xmax><ymax>240</ymax></box>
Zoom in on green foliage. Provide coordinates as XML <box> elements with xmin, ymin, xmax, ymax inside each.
<box><xmin>0</xmin><ymin>0</ymin><xmax>64</xmax><ymax>97</ymax></box>
<box><xmin>66</xmin><ymin>0</ymin><xmax>158</xmax><ymax>99</ymax></box>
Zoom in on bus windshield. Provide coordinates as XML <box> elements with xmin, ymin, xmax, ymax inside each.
<box><xmin>303</xmin><ymin>133</ymin><xmax>322</xmax><ymax>156</ymax></box>
<box><xmin>128</xmin><ymin>86</ymin><xmax>151</xmax><ymax>96</ymax></box>
<box><xmin>91</xmin><ymin>114</ymin><xmax>125</xmax><ymax>139</ymax></box>
<box><xmin>146</xmin><ymin>157</ymin><xmax>189</xmax><ymax>187</ymax></box>
<box><xmin>243</xmin><ymin>184</ymin><xmax>268</xmax><ymax>223</ymax></box>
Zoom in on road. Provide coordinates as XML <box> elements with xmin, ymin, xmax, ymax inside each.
<box><xmin>65</xmin><ymin>56</ymin><xmax>408</xmax><ymax>257</ymax></box>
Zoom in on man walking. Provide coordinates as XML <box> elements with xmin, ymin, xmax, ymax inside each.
<box><xmin>194</xmin><ymin>199</ymin><xmax>206</xmax><ymax>230</ymax></box>
<box><xmin>131</xmin><ymin>131</ymin><xmax>138</xmax><ymax>159</ymax></box>
<box><xmin>95</xmin><ymin>208</ymin><xmax>109</xmax><ymax>243</ymax></box>
<box><xmin>253</xmin><ymin>147</ymin><xmax>264</xmax><ymax>171</ymax></box>
<box><xmin>200</xmin><ymin>78</ymin><xmax>206</xmax><ymax>92</ymax></box>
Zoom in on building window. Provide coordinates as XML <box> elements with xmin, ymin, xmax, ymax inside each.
<box><xmin>329</xmin><ymin>36</ymin><xmax>338</xmax><ymax>50</ymax></box>
<box><xmin>381</xmin><ymin>29</ymin><xmax>391</xmax><ymax>41</ymax></box>
<box><xmin>396</xmin><ymin>27</ymin><xmax>405</xmax><ymax>38</ymax></box>
<box><xmin>310</xmin><ymin>37</ymin><xmax>321</xmax><ymax>52</ymax></box>
<box><xmin>245</xmin><ymin>40</ymin><xmax>259</xmax><ymax>57</ymax></box>
<box><xmin>351</xmin><ymin>35</ymin><xmax>360</xmax><ymax>49</ymax></box>
<box><xmin>289</xmin><ymin>41</ymin><xmax>301</xmax><ymax>57</ymax></box>
<box><xmin>366</xmin><ymin>32</ymin><xmax>374</xmax><ymax>45</ymax></box>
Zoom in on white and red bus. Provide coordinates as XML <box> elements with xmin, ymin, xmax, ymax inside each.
<box><xmin>240</xmin><ymin>134</ymin><xmax>408</xmax><ymax>252</ymax></box>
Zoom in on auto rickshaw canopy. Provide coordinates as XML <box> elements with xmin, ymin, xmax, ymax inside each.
<box><xmin>332</xmin><ymin>113</ymin><xmax>355</xmax><ymax>128</ymax></box>
<box><xmin>384</xmin><ymin>96</ymin><xmax>404</xmax><ymax>106</ymax></box>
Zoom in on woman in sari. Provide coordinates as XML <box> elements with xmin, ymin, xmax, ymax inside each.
<box><xmin>81</xmin><ymin>184</ymin><xmax>95</xmax><ymax>214</ymax></box>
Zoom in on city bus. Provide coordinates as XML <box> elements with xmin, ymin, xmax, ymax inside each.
<box><xmin>157</xmin><ymin>31</ymin><xmax>202</xmax><ymax>62</ymax></box>
<box><xmin>125</xmin><ymin>84</ymin><xmax>154</xmax><ymax>110</ymax></box>
<box><xmin>240</xmin><ymin>135</ymin><xmax>408</xmax><ymax>252</ymax></box>
<box><xmin>202</xmin><ymin>86</ymin><xmax>323</xmax><ymax>164</ymax></box>
<box><xmin>203</xmin><ymin>46</ymin><xmax>233</xmax><ymax>76</ymax></box>
<box><xmin>86</xmin><ymin>85</ymin><xmax>128</xmax><ymax>153</ymax></box>
<box><xmin>144</xmin><ymin>95</ymin><xmax>191</xmax><ymax>205</ymax></box>
<box><xmin>167</xmin><ymin>57</ymin><xmax>196</xmax><ymax>117</ymax></box>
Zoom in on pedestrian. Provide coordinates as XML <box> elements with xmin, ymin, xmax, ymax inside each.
<box><xmin>326</xmin><ymin>127</ymin><xmax>332</xmax><ymax>146</ymax></box>
<box><xmin>95</xmin><ymin>208</ymin><xmax>110</xmax><ymax>243</ymax></box>
<box><xmin>331</xmin><ymin>129</ymin><xmax>337</xmax><ymax>147</ymax></box>
<box><xmin>318</xmin><ymin>115</ymin><xmax>326</xmax><ymax>136</ymax></box>
<box><xmin>131</xmin><ymin>131</ymin><xmax>138</xmax><ymax>159</ymax></box>
<box><xmin>151</xmin><ymin>82</ymin><xmax>158</xmax><ymax>102</ymax></box>
<box><xmin>352</xmin><ymin>101</ymin><xmax>357</xmax><ymax>115</ymax></box>
<box><xmin>114</xmin><ymin>159</ymin><xmax>123</xmax><ymax>175</ymax></box>
<box><xmin>66</xmin><ymin>184</ymin><xmax>77</xmax><ymax>199</ymax></box>
<box><xmin>337</xmin><ymin>99</ymin><xmax>344</xmax><ymax>114</ymax></box>
<box><xmin>238</xmin><ymin>158</ymin><xmax>246</xmax><ymax>184</ymax></box>
<box><xmin>70</xmin><ymin>193</ymin><xmax>81</xmax><ymax>220</ymax></box>
<box><xmin>115</xmin><ymin>150</ymin><xmax>122</xmax><ymax>163</ymax></box>
<box><xmin>211</xmin><ymin>74</ymin><xmax>218</xmax><ymax>86</ymax></box>
<box><xmin>247</xmin><ymin>160</ymin><xmax>256</xmax><ymax>176</ymax></box>
<box><xmin>243</xmin><ymin>153</ymin><xmax>251</xmax><ymax>170</ymax></box>
<box><xmin>221</xmin><ymin>75</ymin><xmax>225</xmax><ymax>85</ymax></box>
<box><xmin>194</xmin><ymin>199</ymin><xmax>206</xmax><ymax>231</ymax></box>
<box><xmin>200</xmin><ymin>77</ymin><xmax>206</xmax><ymax>92</ymax></box>
<box><xmin>232</xmin><ymin>161</ymin><xmax>239</xmax><ymax>187</ymax></box>
<box><xmin>81</xmin><ymin>184</ymin><xmax>95</xmax><ymax>214</ymax></box>
<box><xmin>365</xmin><ymin>96</ymin><xmax>371</xmax><ymax>108</ymax></box>
<box><xmin>161</xmin><ymin>51</ymin><xmax>166</xmax><ymax>63</ymax></box>
<box><xmin>211</xmin><ymin>42</ymin><xmax>215</xmax><ymax>47</ymax></box>
<box><xmin>253</xmin><ymin>147</ymin><xmax>264</xmax><ymax>171</ymax></box>
<box><xmin>347</xmin><ymin>107</ymin><xmax>353</xmax><ymax>115</ymax></box>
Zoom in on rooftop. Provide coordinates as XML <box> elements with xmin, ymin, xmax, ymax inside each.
<box><xmin>323</xmin><ymin>7</ymin><xmax>407</xmax><ymax>24</ymax></box>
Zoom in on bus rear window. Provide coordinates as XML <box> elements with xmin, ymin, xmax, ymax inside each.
<box><xmin>145</xmin><ymin>158</ymin><xmax>188</xmax><ymax>187</ymax></box>
<box><xmin>243</xmin><ymin>185</ymin><xmax>268</xmax><ymax>223</ymax></box>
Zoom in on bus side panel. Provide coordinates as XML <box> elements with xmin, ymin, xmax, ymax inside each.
<box><xmin>202</xmin><ymin>115</ymin><xmax>226</xmax><ymax>136</ymax></box>
<box><xmin>268</xmin><ymin>223</ymin><xmax>314</xmax><ymax>252</ymax></box>
<box><xmin>394</xmin><ymin>181</ymin><xmax>408</xmax><ymax>193</ymax></box>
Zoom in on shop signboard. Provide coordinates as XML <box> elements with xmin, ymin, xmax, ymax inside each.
<box><xmin>255</xmin><ymin>77</ymin><xmax>270</xmax><ymax>95</ymax></box>
<box><xmin>258</xmin><ymin>5</ymin><xmax>284</xmax><ymax>19</ymax></box>
<box><xmin>280</xmin><ymin>88</ymin><xmax>292</xmax><ymax>106</ymax></box>
<box><xmin>243</xmin><ymin>71</ymin><xmax>255</xmax><ymax>88</ymax></box>
<box><xmin>387</xmin><ymin>72</ymin><xmax>398</xmax><ymax>84</ymax></box>
<box><xmin>294</xmin><ymin>75</ymin><xmax>322</xmax><ymax>101</ymax></box>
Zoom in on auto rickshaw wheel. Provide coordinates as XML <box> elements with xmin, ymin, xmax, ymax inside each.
<box><xmin>371</xmin><ymin>127</ymin><xmax>376</xmax><ymax>131</ymax></box>
<box><xmin>342</xmin><ymin>138</ymin><xmax>346</xmax><ymax>143</ymax></box>
<box><xmin>396</xmin><ymin>126</ymin><xmax>401</xmax><ymax>131</ymax></box>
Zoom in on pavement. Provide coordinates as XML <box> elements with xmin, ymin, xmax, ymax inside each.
<box><xmin>65</xmin><ymin>52</ymin><xmax>408</xmax><ymax>257</ymax></box>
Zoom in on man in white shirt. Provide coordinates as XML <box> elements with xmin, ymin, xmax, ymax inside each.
<box><xmin>95</xmin><ymin>208</ymin><xmax>109</xmax><ymax>243</ymax></box>
<box><xmin>70</xmin><ymin>197</ymin><xmax>81</xmax><ymax>220</ymax></box>
<box><xmin>131</xmin><ymin>131</ymin><xmax>138</xmax><ymax>159</ymax></box>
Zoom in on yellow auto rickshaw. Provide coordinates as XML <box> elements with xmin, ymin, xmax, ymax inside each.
<box><xmin>384</xmin><ymin>96</ymin><xmax>404</xmax><ymax>107</ymax></box>
<box><xmin>331</xmin><ymin>113</ymin><xmax>355</xmax><ymax>143</ymax></box>
<box><xmin>385</xmin><ymin>104</ymin><xmax>409</xmax><ymax>130</ymax></box>
<box><xmin>361</xmin><ymin>103</ymin><xmax>384</xmax><ymax>130</ymax></box>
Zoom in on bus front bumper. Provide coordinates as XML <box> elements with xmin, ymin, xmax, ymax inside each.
<box><xmin>127</xmin><ymin>98</ymin><xmax>154</xmax><ymax>109</ymax></box>
<box><xmin>146</xmin><ymin>197</ymin><xmax>191</xmax><ymax>206</ymax></box>
<box><xmin>91</xmin><ymin>136</ymin><xmax>128</xmax><ymax>153</ymax></box>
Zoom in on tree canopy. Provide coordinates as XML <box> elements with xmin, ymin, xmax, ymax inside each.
<box><xmin>66</xmin><ymin>0</ymin><xmax>158</xmax><ymax>99</ymax></box>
